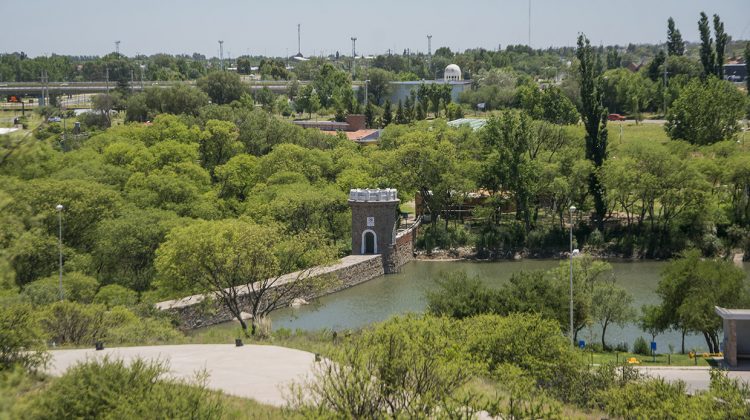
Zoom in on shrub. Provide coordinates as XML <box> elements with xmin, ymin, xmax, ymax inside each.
<box><xmin>288</xmin><ymin>315</ymin><xmax>480</xmax><ymax>418</ymax></box>
<box><xmin>0</xmin><ymin>303</ymin><xmax>48</xmax><ymax>372</ymax></box>
<box><xmin>460</xmin><ymin>313</ymin><xmax>583</xmax><ymax>386</ymax></box>
<box><xmin>106</xmin><ymin>317</ymin><xmax>183</xmax><ymax>345</ymax></box>
<box><xmin>615</xmin><ymin>342</ymin><xmax>629</xmax><ymax>352</ymax></box>
<box><xmin>426</xmin><ymin>271</ymin><xmax>503</xmax><ymax>319</ymax></box>
<box><xmin>633</xmin><ymin>336</ymin><xmax>650</xmax><ymax>355</ymax></box>
<box><xmin>22</xmin><ymin>272</ymin><xmax>99</xmax><ymax>306</ymax></box>
<box><xmin>15</xmin><ymin>358</ymin><xmax>224</xmax><ymax>419</ymax></box>
<box><xmin>41</xmin><ymin>301</ymin><xmax>108</xmax><ymax>345</ymax></box>
<box><xmin>93</xmin><ymin>284</ymin><xmax>138</xmax><ymax>308</ymax></box>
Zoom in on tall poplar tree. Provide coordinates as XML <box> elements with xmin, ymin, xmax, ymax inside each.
<box><xmin>698</xmin><ymin>12</ymin><xmax>716</xmax><ymax>78</ymax></box>
<box><xmin>745</xmin><ymin>42</ymin><xmax>750</xmax><ymax>95</ymax></box>
<box><xmin>713</xmin><ymin>14</ymin><xmax>727</xmax><ymax>78</ymax></box>
<box><xmin>667</xmin><ymin>17</ymin><xmax>685</xmax><ymax>56</ymax></box>
<box><xmin>576</xmin><ymin>34</ymin><xmax>608</xmax><ymax>230</ymax></box>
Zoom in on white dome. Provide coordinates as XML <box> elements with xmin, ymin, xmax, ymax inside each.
<box><xmin>444</xmin><ymin>64</ymin><xmax>462</xmax><ymax>81</ymax></box>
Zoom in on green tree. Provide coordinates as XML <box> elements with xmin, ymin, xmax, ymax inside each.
<box><xmin>197</xmin><ymin>71</ymin><xmax>247</xmax><ymax>104</ymax></box>
<box><xmin>255</xmin><ymin>86</ymin><xmax>276</xmax><ymax>112</ymax></box>
<box><xmin>577</xmin><ymin>34</ymin><xmax>608</xmax><ymax>231</ymax></box>
<box><xmin>198</xmin><ymin>120</ymin><xmax>242</xmax><ymax>176</ymax></box>
<box><xmin>22</xmin><ymin>272</ymin><xmax>98</xmax><ymax>306</ymax></box>
<box><xmin>655</xmin><ymin>250</ymin><xmax>749</xmax><ymax>353</ymax></box>
<box><xmin>665</xmin><ymin>77</ymin><xmax>746</xmax><ymax>145</ymax></box>
<box><xmin>155</xmin><ymin>219</ymin><xmax>335</xmax><ymax>335</ymax></box>
<box><xmin>365</xmin><ymin>68</ymin><xmax>394</xmax><ymax>105</ymax></box>
<box><xmin>93</xmin><ymin>284</ymin><xmax>138</xmax><ymax>308</ymax></box>
<box><xmin>713</xmin><ymin>14</ymin><xmax>727</xmax><ymax>78</ymax></box>
<box><xmin>92</xmin><ymin>208</ymin><xmax>181</xmax><ymax>292</ymax></box>
<box><xmin>667</xmin><ymin>17</ymin><xmax>685</xmax><ymax>56</ymax></box>
<box><xmin>382</xmin><ymin>99</ymin><xmax>392</xmax><ymax>127</ymax></box>
<box><xmin>591</xmin><ymin>279</ymin><xmax>636</xmax><ymax>349</ymax></box>
<box><xmin>364</xmin><ymin>101</ymin><xmax>375</xmax><ymax>128</ymax></box>
<box><xmin>698</xmin><ymin>12</ymin><xmax>716</xmax><ymax>78</ymax></box>
<box><xmin>394</xmin><ymin>100</ymin><xmax>406</xmax><ymax>124</ymax></box>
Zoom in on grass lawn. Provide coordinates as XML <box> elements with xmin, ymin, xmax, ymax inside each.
<box><xmin>585</xmin><ymin>350</ymin><xmax>716</xmax><ymax>367</ymax></box>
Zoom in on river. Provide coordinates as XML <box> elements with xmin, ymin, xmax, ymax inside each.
<box><xmin>263</xmin><ymin>259</ymin><xmax>750</xmax><ymax>352</ymax></box>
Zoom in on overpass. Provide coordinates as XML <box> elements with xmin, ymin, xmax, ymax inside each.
<box><xmin>0</xmin><ymin>79</ymin><xmax>329</xmax><ymax>97</ymax></box>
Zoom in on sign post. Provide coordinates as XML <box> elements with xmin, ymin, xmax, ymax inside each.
<box><xmin>651</xmin><ymin>341</ymin><xmax>657</xmax><ymax>363</ymax></box>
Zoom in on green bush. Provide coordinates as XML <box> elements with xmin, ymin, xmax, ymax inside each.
<box><xmin>106</xmin><ymin>317</ymin><xmax>183</xmax><ymax>345</ymax></box>
<box><xmin>22</xmin><ymin>272</ymin><xmax>99</xmax><ymax>306</ymax></box>
<box><xmin>15</xmin><ymin>358</ymin><xmax>224</xmax><ymax>419</ymax></box>
<box><xmin>426</xmin><ymin>271</ymin><xmax>504</xmax><ymax>319</ymax></box>
<box><xmin>0</xmin><ymin>303</ymin><xmax>48</xmax><ymax>372</ymax></box>
<box><xmin>93</xmin><ymin>284</ymin><xmax>138</xmax><ymax>308</ymax></box>
<box><xmin>460</xmin><ymin>313</ymin><xmax>582</xmax><ymax>385</ymax></box>
<box><xmin>41</xmin><ymin>301</ymin><xmax>109</xmax><ymax>345</ymax></box>
<box><xmin>633</xmin><ymin>336</ymin><xmax>650</xmax><ymax>355</ymax></box>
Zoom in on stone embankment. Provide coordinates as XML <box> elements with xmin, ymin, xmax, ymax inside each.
<box><xmin>156</xmin><ymin>254</ymin><xmax>385</xmax><ymax>330</ymax></box>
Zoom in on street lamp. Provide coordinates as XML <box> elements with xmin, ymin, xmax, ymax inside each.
<box><xmin>56</xmin><ymin>204</ymin><xmax>64</xmax><ymax>300</ymax></box>
<box><xmin>569</xmin><ymin>205</ymin><xmax>576</xmax><ymax>346</ymax></box>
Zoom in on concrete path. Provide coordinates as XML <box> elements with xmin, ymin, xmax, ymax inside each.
<box><xmin>48</xmin><ymin>344</ymin><xmax>317</xmax><ymax>406</ymax></box>
<box><xmin>637</xmin><ymin>366</ymin><xmax>750</xmax><ymax>394</ymax></box>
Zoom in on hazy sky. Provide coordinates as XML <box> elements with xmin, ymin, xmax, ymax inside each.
<box><xmin>5</xmin><ymin>0</ymin><xmax>749</xmax><ymax>58</ymax></box>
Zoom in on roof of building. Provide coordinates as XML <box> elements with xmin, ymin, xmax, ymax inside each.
<box><xmin>715</xmin><ymin>306</ymin><xmax>750</xmax><ymax>320</ymax></box>
<box><xmin>320</xmin><ymin>128</ymin><xmax>381</xmax><ymax>143</ymax></box>
<box><xmin>349</xmin><ymin>188</ymin><xmax>399</xmax><ymax>203</ymax></box>
<box><xmin>447</xmin><ymin>118</ymin><xmax>487</xmax><ymax>131</ymax></box>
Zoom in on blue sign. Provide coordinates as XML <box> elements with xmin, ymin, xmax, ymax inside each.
<box><xmin>578</xmin><ymin>340</ymin><xmax>585</xmax><ymax>349</ymax></box>
<box><xmin>651</xmin><ymin>341</ymin><xmax>657</xmax><ymax>351</ymax></box>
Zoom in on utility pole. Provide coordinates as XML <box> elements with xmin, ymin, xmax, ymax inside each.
<box><xmin>219</xmin><ymin>40</ymin><xmax>224</xmax><ymax>70</ymax></box>
<box><xmin>115</xmin><ymin>40</ymin><xmax>120</xmax><ymax>56</ymax></box>
<box><xmin>351</xmin><ymin>37</ymin><xmax>357</xmax><ymax>78</ymax></box>
<box><xmin>427</xmin><ymin>35</ymin><xmax>432</xmax><ymax>76</ymax></box>
<box><xmin>528</xmin><ymin>0</ymin><xmax>532</xmax><ymax>47</ymax></box>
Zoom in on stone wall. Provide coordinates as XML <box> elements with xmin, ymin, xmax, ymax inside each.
<box><xmin>385</xmin><ymin>222</ymin><xmax>418</xmax><ymax>273</ymax></box>
<box><xmin>157</xmin><ymin>255</ymin><xmax>384</xmax><ymax>330</ymax></box>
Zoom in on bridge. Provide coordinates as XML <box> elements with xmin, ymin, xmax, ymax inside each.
<box><xmin>0</xmin><ymin>79</ymin><xmax>363</xmax><ymax>97</ymax></box>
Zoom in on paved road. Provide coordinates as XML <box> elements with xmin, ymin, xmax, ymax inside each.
<box><xmin>48</xmin><ymin>344</ymin><xmax>317</xmax><ymax>406</ymax></box>
<box><xmin>638</xmin><ymin>366</ymin><xmax>750</xmax><ymax>394</ymax></box>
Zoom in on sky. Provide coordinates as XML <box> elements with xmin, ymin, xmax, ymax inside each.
<box><xmin>4</xmin><ymin>0</ymin><xmax>749</xmax><ymax>58</ymax></box>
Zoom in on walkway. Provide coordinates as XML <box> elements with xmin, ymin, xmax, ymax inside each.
<box><xmin>47</xmin><ymin>344</ymin><xmax>317</xmax><ymax>406</ymax></box>
<box><xmin>637</xmin><ymin>366</ymin><xmax>750</xmax><ymax>394</ymax></box>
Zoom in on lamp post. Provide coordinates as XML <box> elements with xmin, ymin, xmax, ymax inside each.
<box><xmin>56</xmin><ymin>204</ymin><xmax>64</xmax><ymax>300</ymax></box>
<box><xmin>569</xmin><ymin>205</ymin><xmax>576</xmax><ymax>346</ymax></box>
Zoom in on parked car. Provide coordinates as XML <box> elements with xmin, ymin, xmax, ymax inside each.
<box><xmin>48</xmin><ymin>117</ymin><xmax>62</xmax><ymax>123</ymax></box>
<box><xmin>607</xmin><ymin>113</ymin><xmax>626</xmax><ymax>121</ymax></box>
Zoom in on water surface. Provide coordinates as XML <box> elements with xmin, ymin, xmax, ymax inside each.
<box><xmin>268</xmin><ymin>259</ymin><xmax>750</xmax><ymax>352</ymax></box>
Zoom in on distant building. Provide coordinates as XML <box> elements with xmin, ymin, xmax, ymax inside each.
<box><xmin>388</xmin><ymin>63</ymin><xmax>472</xmax><ymax>106</ymax></box>
<box><xmin>724</xmin><ymin>64</ymin><xmax>747</xmax><ymax>83</ymax></box>
<box><xmin>293</xmin><ymin>114</ymin><xmax>381</xmax><ymax>144</ymax></box>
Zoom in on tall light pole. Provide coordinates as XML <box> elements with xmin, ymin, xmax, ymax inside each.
<box><xmin>115</xmin><ymin>40</ymin><xmax>120</xmax><ymax>56</ymax></box>
<box><xmin>569</xmin><ymin>205</ymin><xmax>576</xmax><ymax>346</ymax></box>
<box><xmin>219</xmin><ymin>40</ymin><xmax>224</xmax><ymax>70</ymax></box>
<box><xmin>56</xmin><ymin>204</ymin><xmax>64</xmax><ymax>300</ymax></box>
<box><xmin>351</xmin><ymin>37</ymin><xmax>357</xmax><ymax>78</ymax></box>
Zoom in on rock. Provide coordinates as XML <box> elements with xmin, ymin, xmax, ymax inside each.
<box><xmin>290</xmin><ymin>298</ymin><xmax>309</xmax><ymax>308</ymax></box>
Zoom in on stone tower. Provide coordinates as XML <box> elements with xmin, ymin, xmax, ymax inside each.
<box><xmin>348</xmin><ymin>188</ymin><xmax>400</xmax><ymax>263</ymax></box>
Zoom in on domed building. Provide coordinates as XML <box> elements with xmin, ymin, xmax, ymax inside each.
<box><xmin>444</xmin><ymin>64</ymin><xmax>462</xmax><ymax>81</ymax></box>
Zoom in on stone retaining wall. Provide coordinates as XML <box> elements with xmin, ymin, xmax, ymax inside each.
<box><xmin>385</xmin><ymin>222</ymin><xmax>418</xmax><ymax>273</ymax></box>
<box><xmin>157</xmin><ymin>254</ymin><xmax>384</xmax><ymax>330</ymax></box>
